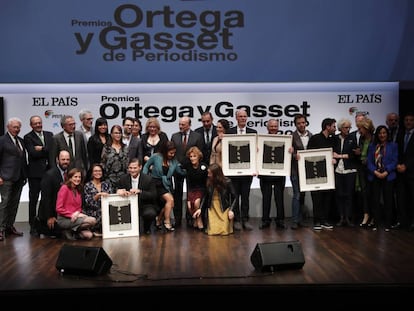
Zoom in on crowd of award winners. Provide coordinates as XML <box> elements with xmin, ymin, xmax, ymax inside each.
<box><xmin>0</xmin><ymin>108</ymin><xmax>413</xmax><ymax>242</ymax></box>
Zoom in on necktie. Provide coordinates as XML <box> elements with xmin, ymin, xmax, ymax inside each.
<box><xmin>390</xmin><ymin>128</ymin><xmax>395</xmax><ymax>142</ymax></box>
<box><xmin>15</xmin><ymin>137</ymin><xmax>22</xmax><ymax>152</ymax></box>
<box><xmin>182</xmin><ymin>133</ymin><xmax>187</xmax><ymax>148</ymax></box>
<box><xmin>38</xmin><ymin>132</ymin><xmax>44</xmax><ymax>145</ymax></box>
<box><xmin>63</xmin><ymin>171</ymin><xmax>68</xmax><ymax>182</ymax></box>
<box><xmin>205</xmin><ymin>130</ymin><xmax>210</xmax><ymax>144</ymax></box>
<box><xmin>239</xmin><ymin>128</ymin><xmax>244</xmax><ymax>135</ymax></box>
<box><xmin>68</xmin><ymin>134</ymin><xmax>74</xmax><ymax>156</ymax></box>
<box><xmin>404</xmin><ymin>132</ymin><xmax>410</xmax><ymax>152</ymax></box>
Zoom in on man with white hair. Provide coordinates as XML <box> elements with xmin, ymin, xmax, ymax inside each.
<box><xmin>0</xmin><ymin>117</ymin><xmax>28</xmax><ymax>241</ymax></box>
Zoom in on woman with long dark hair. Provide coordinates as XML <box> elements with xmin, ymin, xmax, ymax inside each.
<box><xmin>366</xmin><ymin>125</ymin><xmax>398</xmax><ymax>231</ymax></box>
<box><xmin>200</xmin><ymin>163</ymin><xmax>236</xmax><ymax>235</ymax></box>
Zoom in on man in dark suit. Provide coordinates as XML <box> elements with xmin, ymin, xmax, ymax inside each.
<box><xmin>171</xmin><ymin>116</ymin><xmax>203</xmax><ymax>227</ymax></box>
<box><xmin>395</xmin><ymin>112</ymin><xmax>414</xmax><ymax>231</ymax></box>
<box><xmin>0</xmin><ymin>117</ymin><xmax>28</xmax><ymax>241</ymax></box>
<box><xmin>227</xmin><ymin>108</ymin><xmax>257</xmax><ymax>231</ymax></box>
<box><xmin>258</xmin><ymin>119</ymin><xmax>287</xmax><ymax>230</ymax></box>
<box><xmin>307</xmin><ymin>117</ymin><xmax>337</xmax><ymax>231</ymax></box>
<box><xmin>36</xmin><ymin>150</ymin><xmax>71</xmax><ymax>238</ymax></box>
<box><xmin>386</xmin><ymin>112</ymin><xmax>401</xmax><ymax>143</ymax></box>
<box><xmin>53</xmin><ymin>115</ymin><xmax>88</xmax><ymax>174</ymax></box>
<box><xmin>24</xmin><ymin>115</ymin><xmax>55</xmax><ymax>235</ymax></box>
<box><xmin>128</xmin><ymin>135</ymin><xmax>144</xmax><ymax>164</ymax></box>
<box><xmin>194</xmin><ymin>112</ymin><xmax>217</xmax><ymax>163</ymax></box>
<box><xmin>116</xmin><ymin>158</ymin><xmax>158</xmax><ymax>234</ymax></box>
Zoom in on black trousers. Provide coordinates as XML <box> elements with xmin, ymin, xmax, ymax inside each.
<box><xmin>260</xmin><ymin>176</ymin><xmax>285</xmax><ymax>223</ymax></box>
<box><xmin>230</xmin><ymin>176</ymin><xmax>253</xmax><ymax>223</ymax></box>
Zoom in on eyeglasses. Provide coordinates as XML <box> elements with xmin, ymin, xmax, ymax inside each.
<box><xmin>86</xmin><ymin>118</ymin><xmax>93</xmax><ymax>121</ymax></box>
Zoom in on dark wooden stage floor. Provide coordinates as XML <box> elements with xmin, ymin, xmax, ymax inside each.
<box><xmin>1</xmin><ymin>218</ymin><xmax>413</xmax><ymax>304</ymax></box>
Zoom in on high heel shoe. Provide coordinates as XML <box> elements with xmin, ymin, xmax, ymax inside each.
<box><xmin>155</xmin><ymin>217</ymin><xmax>163</xmax><ymax>231</ymax></box>
<box><xmin>163</xmin><ymin>222</ymin><xmax>175</xmax><ymax>232</ymax></box>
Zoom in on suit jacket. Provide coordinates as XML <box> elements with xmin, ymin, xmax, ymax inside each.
<box><xmin>0</xmin><ymin>133</ymin><xmax>27</xmax><ymax>182</ymax></box>
<box><xmin>53</xmin><ymin>130</ymin><xmax>88</xmax><ymax>172</ymax></box>
<box><xmin>397</xmin><ymin>129</ymin><xmax>414</xmax><ymax>178</ymax></box>
<box><xmin>291</xmin><ymin>130</ymin><xmax>313</xmax><ymax>176</ymax></box>
<box><xmin>127</xmin><ymin>136</ymin><xmax>143</xmax><ymax>164</ymax></box>
<box><xmin>367</xmin><ymin>141</ymin><xmax>398</xmax><ymax>182</ymax></box>
<box><xmin>171</xmin><ymin>130</ymin><xmax>204</xmax><ymax>164</ymax></box>
<box><xmin>116</xmin><ymin>173</ymin><xmax>157</xmax><ymax>210</ymax></box>
<box><xmin>333</xmin><ymin>133</ymin><xmax>359</xmax><ymax>170</ymax></box>
<box><xmin>38</xmin><ymin>166</ymin><xmax>64</xmax><ymax>221</ymax></box>
<box><xmin>24</xmin><ymin>130</ymin><xmax>55</xmax><ymax>178</ymax></box>
<box><xmin>227</xmin><ymin>126</ymin><xmax>257</xmax><ymax>135</ymax></box>
<box><xmin>195</xmin><ymin>125</ymin><xmax>217</xmax><ymax>163</ymax></box>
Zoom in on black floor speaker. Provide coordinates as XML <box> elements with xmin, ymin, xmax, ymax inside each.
<box><xmin>56</xmin><ymin>244</ymin><xmax>113</xmax><ymax>276</ymax></box>
<box><xmin>250</xmin><ymin>240</ymin><xmax>305</xmax><ymax>271</ymax></box>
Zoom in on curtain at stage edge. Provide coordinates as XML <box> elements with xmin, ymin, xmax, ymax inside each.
<box><xmin>0</xmin><ymin>97</ymin><xmax>4</xmax><ymax>136</ymax></box>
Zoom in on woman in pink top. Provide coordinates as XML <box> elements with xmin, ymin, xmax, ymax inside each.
<box><xmin>56</xmin><ymin>168</ymin><xmax>96</xmax><ymax>240</ymax></box>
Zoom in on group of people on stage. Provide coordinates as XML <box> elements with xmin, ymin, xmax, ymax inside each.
<box><xmin>0</xmin><ymin>108</ymin><xmax>413</xmax><ymax>242</ymax></box>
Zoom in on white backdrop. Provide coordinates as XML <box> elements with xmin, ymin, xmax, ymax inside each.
<box><xmin>0</xmin><ymin>82</ymin><xmax>399</xmax><ymax>221</ymax></box>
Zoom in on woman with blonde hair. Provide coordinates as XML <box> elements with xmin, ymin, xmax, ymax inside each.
<box><xmin>356</xmin><ymin>118</ymin><xmax>375</xmax><ymax>227</ymax></box>
<box><xmin>183</xmin><ymin>146</ymin><xmax>208</xmax><ymax>230</ymax></box>
<box><xmin>141</xmin><ymin>117</ymin><xmax>169</xmax><ymax>164</ymax></box>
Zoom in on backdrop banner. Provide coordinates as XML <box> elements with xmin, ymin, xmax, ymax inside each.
<box><xmin>0</xmin><ymin>81</ymin><xmax>398</xmax><ymax>200</ymax></box>
<box><xmin>1</xmin><ymin>82</ymin><xmax>399</xmax><ymax>138</ymax></box>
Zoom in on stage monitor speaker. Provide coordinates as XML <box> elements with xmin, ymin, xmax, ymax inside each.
<box><xmin>250</xmin><ymin>240</ymin><xmax>305</xmax><ymax>271</ymax></box>
<box><xmin>56</xmin><ymin>244</ymin><xmax>113</xmax><ymax>276</ymax></box>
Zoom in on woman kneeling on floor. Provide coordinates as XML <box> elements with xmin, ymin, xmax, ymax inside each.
<box><xmin>56</xmin><ymin>168</ymin><xmax>97</xmax><ymax>240</ymax></box>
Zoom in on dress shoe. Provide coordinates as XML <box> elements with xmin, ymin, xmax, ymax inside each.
<box><xmin>233</xmin><ymin>221</ymin><xmax>242</xmax><ymax>231</ymax></box>
<box><xmin>7</xmin><ymin>226</ymin><xmax>24</xmax><ymax>236</ymax></box>
<box><xmin>174</xmin><ymin>220</ymin><xmax>182</xmax><ymax>228</ymax></box>
<box><xmin>62</xmin><ymin>229</ymin><xmax>76</xmax><ymax>240</ymax></box>
<box><xmin>391</xmin><ymin>222</ymin><xmax>401</xmax><ymax>229</ymax></box>
<box><xmin>242</xmin><ymin>221</ymin><xmax>253</xmax><ymax>231</ymax></box>
<box><xmin>292</xmin><ymin>222</ymin><xmax>308</xmax><ymax>229</ymax></box>
<box><xmin>259</xmin><ymin>221</ymin><xmax>270</xmax><ymax>229</ymax></box>
<box><xmin>275</xmin><ymin>221</ymin><xmax>286</xmax><ymax>229</ymax></box>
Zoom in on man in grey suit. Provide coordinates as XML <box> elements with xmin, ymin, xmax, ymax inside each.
<box><xmin>290</xmin><ymin>114</ymin><xmax>312</xmax><ymax>229</ymax></box>
<box><xmin>0</xmin><ymin>117</ymin><xmax>28</xmax><ymax>241</ymax></box>
<box><xmin>53</xmin><ymin>115</ymin><xmax>88</xmax><ymax>175</ymax></box>
<box><xmin>24</xmin><ymin>115</ymin><xmax>55</xmax><ymax>235</ymax></box>
<box><xmin>171</xmin><ymin>116</ymin><xmax>203</xmax><ymax>227</ymax></box>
